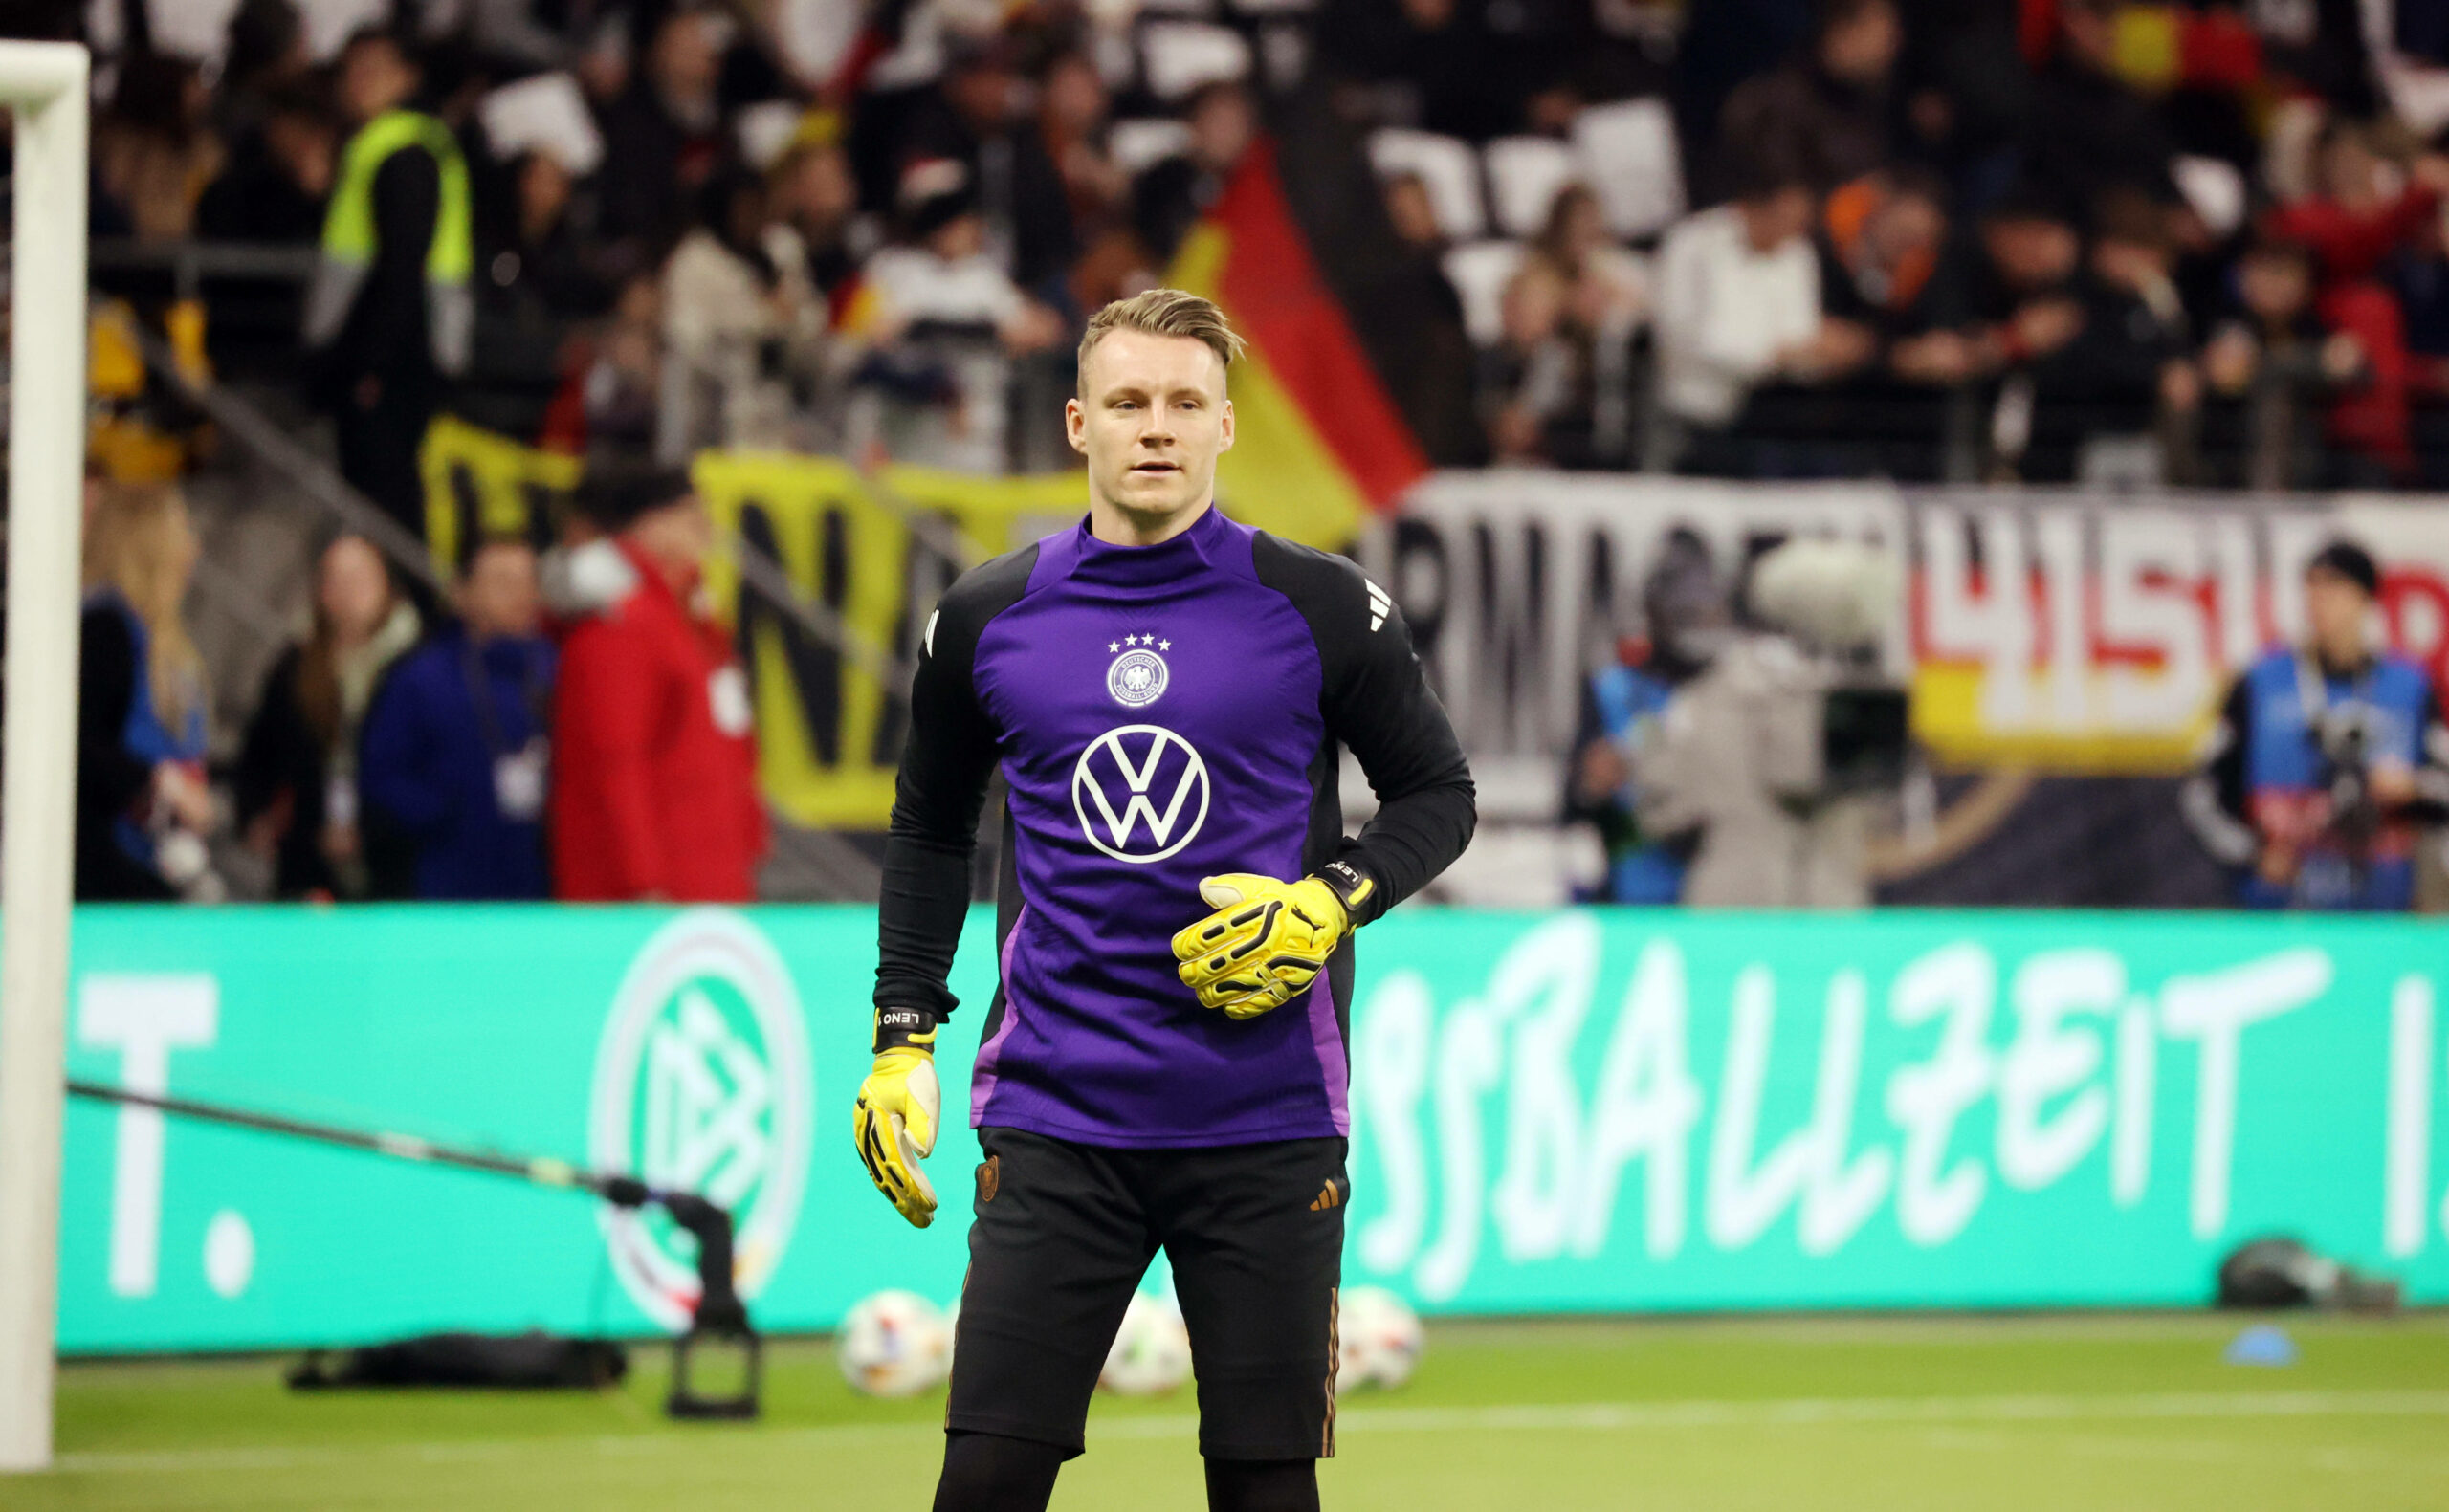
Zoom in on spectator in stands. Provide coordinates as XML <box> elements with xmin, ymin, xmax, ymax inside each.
<box><xmin>2268</xmin><ymin>120</ymin><xmax>2449</xmax><ymax>480</ymax></box>
<box><xmin>1133</xmin><ymin>82</ymin><xmax>1258</xmax><ymax>271</ymax></box>
<box><xmin>237</xmin><ymin>535</ymin><xmax>423</xmax><ymax>901</ymax></box>
<box><xmin>1812</xmin><ymin>166</ymin><xmax>1965</xmax><ymax>475</ymax></box>
<box><xmin>358</xmin><ymin>538</ymin><xmax>555</xmax><ymax>900</ymax></box>
<box><xmin>304</xmin><ymin>29</ymin><xmax>472</xmax><ymax>544</ymax></box>
<box><xmin>488</xmin><ymin>147</ymin><xmax>617</xmax><ymax>323</ymax></box>
<box><xmin>1314</xmin><ymin>0</ymin><xmax>1522</xmax><ymax>141</ymax></box>
<box><xmin>92</xmin><ymin>53</ymin><xmax>223</xmax><ymax>244</ymax></box>
<box><xmin>1957</xmin><ymin>185</ymin><xmax>2085</xmax><ymax>478</ymax></box>
<box><xmin>596</xmin><ymin>5</ymin><xmax>726</xmax><ymax>257</ymax></box>
<box><xmin>661</xmin><ymin>163</ymin><xmax>831</xmax><ymax>456</ymax></box>
<box><xmin>1479</xmin><ymin>260</ymin><xmax>1588</xmax><ymax>464</ymax></box>
<box><xmin>768</xmin><ymin>113</ymin><xmax>862</xmax><ymax>304</ymax></box>
<box><xmin>2020</xmin><ymin>0</ymin><xmax>2183</xmax><ymax>213</ymax></box>
<box><xmin>77</xmin><ymin>484</ymin><xmax>215</xmax><ymax>903</ymax></box>
<box><xmin>196</xmin><ymin>83</ymin><xmax>334</xmax><ymax>245</ymax></box>
<box><xmin>1531</xmin><ymin>183</ymin><xmax>1651</xmax><ymax>340</ymax></box>
<box><xmin>2023</xmin><ymin>188</ymin><xmax>2197</xmax><ymax>482</ymax></box>
<box><xmin>550</xmin><ymin>463</ymin><xmax>765</xmax><ymax>903</ymax></box>
<box><xmin>1649</xmin><ymin>158</ymin><xmax>1833</xmax><ymax>472</ymax></box>
<box><xmin>1718</xmin><ymin>0</ymin><xmax>1901</xmax><ymax>196</ymax></box>
<box><xmin>849</xmin><ymin>166</ymin><xmax>1064</xmax><ymax>472</ymax></box>
<box><xmin>2183</xmin><ymin>539</ymin><xmax>2449</xmax><ymax>910</ymax></box>
<box><xmin>1039</xmin><ymin>48</ymin><xmax>1132</xmax><ymax>307</ymax></box>
<box><xmin>543</xmin><ymin>274</ymin><xmax>667</xmax><ymax>456</ymax></box>
<box><xmin>2202</xmin><ymin>234</ymin><xmax>2369</xmax><ymax>490</ymax></box>
<box><xmin>894</xmin><ymin>32</ymin><xmax>1078</xmax><ymax>298</ymax></box>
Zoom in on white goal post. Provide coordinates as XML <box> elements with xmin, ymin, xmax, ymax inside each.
<box><xmin>0</xmin><ymin>40</ymin><xmax>90</xmax><ymax>1477</ymax></box>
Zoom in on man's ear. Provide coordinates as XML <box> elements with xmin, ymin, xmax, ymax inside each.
<box><xmin>1065</xmin><ymin>396</ymin><xmax>1087</xmax><ymax>454</ymax></box>
<box><xmin>1218</xmin><ymin>398</ymin><xmax>1235</xmax><ymax>452</ymax></box>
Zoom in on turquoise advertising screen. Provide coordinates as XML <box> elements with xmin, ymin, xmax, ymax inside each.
<box><xmin>40</xmin><ymin>906</ymin><xmax>2449</xmax><ymax>1351</ymax></box>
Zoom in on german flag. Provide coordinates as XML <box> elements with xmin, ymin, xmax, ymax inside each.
<box><xmin>1169</xmin><ymin>138</ymin><xmax>1435</xmax><ymax>549</ymax></box>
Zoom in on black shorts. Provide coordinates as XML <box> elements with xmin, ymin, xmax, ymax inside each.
<box><xmin>945</xmin><ymin>1127</ymin><xmax>1347</xmax><ymax>1461</ymax></box>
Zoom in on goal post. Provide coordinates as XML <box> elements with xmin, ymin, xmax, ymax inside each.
<box><xmin>0</xmin><ymin>40</ymin><xmax>91</xmax><ymax>1477</ymax></box>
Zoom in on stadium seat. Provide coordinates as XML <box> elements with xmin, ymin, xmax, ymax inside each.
<box><xmin>1442</xmin><ymin>240</ymin><xmax>1527</xmax><ymax>347</ymax></box>
<box><xmin>1570</xmin><ymin>98</ymin><xmax>1685</xmax><ymax>240</ymax></box>
<box><xmin>1110</xmin><ymin>118</ymin><xmax>1196</xmax><ymax>177</ymax></box>
<box><xmin>1483</xmin><ymin>136</ymin><xmax>1578</xmax><ymax>239</ymax></box>
<box><xmin>1139</xmin><ymin>21</ymin><xmax>1252</xmax><ymax>98</ymax></box>
<box><xmin>1369</xmin><ymin>129</ymin><xmax>1488</xmax><ymax>244</ymax></box>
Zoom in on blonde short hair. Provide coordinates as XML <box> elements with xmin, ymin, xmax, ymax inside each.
<box><xmin>1077</xmin><ymin>289</ymin><xmax>1247</xmax><ymax>394</ymax></box>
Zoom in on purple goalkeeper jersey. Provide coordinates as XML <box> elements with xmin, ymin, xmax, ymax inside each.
<box><xmin>875</xmin><ymin>504</ymin><xmax>1474</xmax><ymax>1148</ymax></box>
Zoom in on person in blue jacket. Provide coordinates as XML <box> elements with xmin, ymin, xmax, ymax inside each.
<box><xmin>358</xmin><ymin>537</ymin><xmax>555</xmax><ymax>900</ymax></box>
<box><xmin>2183</xmin><ymin>539</ymin><xmax>2449</xmax><ymax>909</ymax></box>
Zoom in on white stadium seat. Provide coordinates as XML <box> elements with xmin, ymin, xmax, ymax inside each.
<box><xmin>1110</xmin><ymin>118</ymin><xmax>1195</xmax><ymax>176</ymax></box>
<box><xmin>1139</xmin><ymin>21</ymin><xmax>1252</xmax><ymax>98</ymax></box>
<box><xmin>1443</xmin><ymin>240</ymin><xmax>1527</xmax><ymax>347</ymax></box>
<box><xmin>1368</xmin><ymin>128</ymin><xmax>1488</xmax><ymax>244</ymax></box>
<box><xmin>1483</xmin><ymin>136</ymin><xmax>1578</xmax><ymax>239</ymax></box>
<box><xmin>1571</xmin><ymin>97</ymin><xmax>1685</xmax><ymax>240</ymax></box>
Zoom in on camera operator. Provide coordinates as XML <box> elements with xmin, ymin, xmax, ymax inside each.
<box><xmin>2183</xmin><ymin>540</ymin><xmax>2449</xmax><ymax>910</ymax></box>
<box><xmin>1631</xmin><ymin>538</ymin><xmax>1910</xmax><ymax>907</ymax></box>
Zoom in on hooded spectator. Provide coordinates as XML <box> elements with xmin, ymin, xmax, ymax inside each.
<box><xmin>77</xmin><ymin>483</ymin><xmax>214</xmax><ymax>903</ymax></box>
<box><xmin>358</xmin><ymin>538</ymin><xmax>556</xmax><ymax>900</ymax></box>
<box><xmin>237</xmin><ymin>535</ymin><xmax>423</xmax><ymax>900</ymax></box>
<box><xmin>550</xmin><ymin>462</ymin><xmax>765</xmax><ymax>902</ymax></box>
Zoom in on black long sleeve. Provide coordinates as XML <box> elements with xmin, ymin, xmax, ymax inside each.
<box><xmin>2180</xmin><ymin>674</ymin><xmax>2261</xmax><ymax>871</ymax></box>
<box><xmin>362</xmin><ymin>147</ymin><xmax>440</xmax><ymax>384</ymax></box>
<box><xmin>873</xmin><ymin>546</ymin><xmax>1039</xmax><ymax>1018</ymax></box>
<box><xmin>1253</xmin><ymin>535</ymin><xmax>1477</xmax><ymax>925</ymax></box>
<box><xmin>77</xmin><ymin>606</ymin><xmax>153</xmax><ymax>826</ymax></box>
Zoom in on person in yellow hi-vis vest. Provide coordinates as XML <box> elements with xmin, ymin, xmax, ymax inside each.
<box><xmin>304</xmin><ymin>29</ymin><xmax>472</xmax><ymax>544</ymax></box>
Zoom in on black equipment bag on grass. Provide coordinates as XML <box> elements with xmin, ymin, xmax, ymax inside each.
<box><xmin>289</xmin><ymin>1331</ymin><xmax>628</xmax><ymax>1390</ymax></box>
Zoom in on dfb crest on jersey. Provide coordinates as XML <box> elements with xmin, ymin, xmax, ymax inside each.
<box><xmin>1106</xmin><ymin>637</ymin><xmax>1169</xmax><ymax>708</ymax></box>
<box><xmin>1073</xmin><ymin>724</ymin><xmax>1209</xmax><ymax>863</ymax></box>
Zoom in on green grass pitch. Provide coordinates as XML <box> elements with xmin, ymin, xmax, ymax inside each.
<box><xmin>18</xmin><ymin>1312</ymin><xmax>2449</xmax><ymax>1510</ymax></box>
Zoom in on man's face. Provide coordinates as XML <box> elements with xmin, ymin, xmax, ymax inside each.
<box><xmin>1190</xmin><ymin>90</ymin><xmax>1256</xmax><ymax>174</ymax></box>
<box><xmin>1068</xmin><ymin>329</ymin><xmax>1234</xmax><ymax>525</ymax></box>
<box><xmin>339</xmin><ymin>40</ymin><xmax>414</xmax><ymax>125</ymax></box>
<box><xmin>651</xmin><ymin>14</ymin><xmax>718</xmax><ymax>101</ymax></box>
<box><xmin>2305</xmin><ymin>567</ymin><xmax>2372</xmax><ymax>656</ymax></box>
<box><xmin>462</xmin><ymin>541</ymin><xmax>541</xmax><ymax>640</ymax></box>
<box><xmin>1820</xmin><ymin>0</ymin><xmax>1900</xmax><ymax>85</ymax></box>
<box><xmin>1985</xmin><ymin>216</ymin><xmax>2079</xmax><ymax>289</ymax></box>
<box><xmin>629</xmin><ymin>494</ymin><xmax>715</xmax><ymax>581</ymax></box>
<box><xmin>2241</xmin><ymin>252</ymin><xmax>2311</xmax><ymax>322</ymax></box>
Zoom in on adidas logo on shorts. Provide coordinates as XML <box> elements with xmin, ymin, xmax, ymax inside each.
<box><xmin>1308</xmin><ymin>1179</ymin><xmax>1344</xmax><ymax>1212</ymax></box>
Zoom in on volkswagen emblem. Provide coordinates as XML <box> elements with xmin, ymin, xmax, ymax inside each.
<box><xmin>1072</xmin><ymin>725</ymin><xmax>1210</xmax><ymax>864</ymax></box>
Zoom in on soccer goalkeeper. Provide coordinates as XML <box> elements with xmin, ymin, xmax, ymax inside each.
<box><xmin>857</xmin><ymin>289</ymin><xmax>1475</xmax><ymax>1512</ymax></box>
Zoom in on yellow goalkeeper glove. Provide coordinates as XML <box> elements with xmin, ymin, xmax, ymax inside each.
<box><xmin>1170</xmin><ymin>864</ymin><xmax>1374</xmax><ymax>1019</ymax></box>
<box><xmin>853</xmin><ymin>1008</ymin><xmax>941</xmax><ymax>1228</ymax></box>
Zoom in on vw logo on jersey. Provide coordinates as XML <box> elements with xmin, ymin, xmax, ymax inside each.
<box><xmin>1073</xmin><ymin>724</ymin><xmax>1210</xmax><ymax>864</ymax></box>
<box><xmin>1107</xmin><ymin>646</ymin><xmax>1169</xmax><ymax>708</ymax></box>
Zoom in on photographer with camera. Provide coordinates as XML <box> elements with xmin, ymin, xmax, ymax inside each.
<box><xmin>1631</xmin><ymin>538</ymin><xmax>1911</xmax><ymax>908</ymax></box>
<box><xmin>2183</xmin><ymin>540</ymin><xmax>2449</xmax><ymax>910</ymax></box>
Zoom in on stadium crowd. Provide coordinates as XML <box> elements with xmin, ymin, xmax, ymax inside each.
<box><xmin>11</xmin><ymin>0</ymin><xmax>2449</xmax><ymax>909</ymax></box>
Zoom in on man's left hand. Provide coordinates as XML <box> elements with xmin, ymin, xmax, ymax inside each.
<box><xmin>1172</xmin><ymin>874</ymin><xmax>1351</xmax><ymax>1019</ymax></box>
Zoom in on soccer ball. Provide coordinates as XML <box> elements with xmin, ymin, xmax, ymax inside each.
<box><xmin>1335</xmin><ymin>1286</ymin><xmax>1423</xmax><ymax>1394</ymax></box>
<box><xmin>1099</xmin><ymin>1293</ymin><xmax>1194</xmax><ymax>1396</ymax></box>
<box><xmin>836</xmin><ymin>1289</ymin><xmax>952</xmax><ymax>1398</ymax></box>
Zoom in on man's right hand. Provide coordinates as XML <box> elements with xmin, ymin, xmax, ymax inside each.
<box><xmin>853</xmin><ymin>1009</ymin><xmax>941</xmax><ymax>1228</ymax></box>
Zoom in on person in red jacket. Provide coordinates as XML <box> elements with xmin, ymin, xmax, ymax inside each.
<box><xmin>550</xmin><ymin>463</ymin><xmax>765</xmax><ymax>901</ymax></box>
